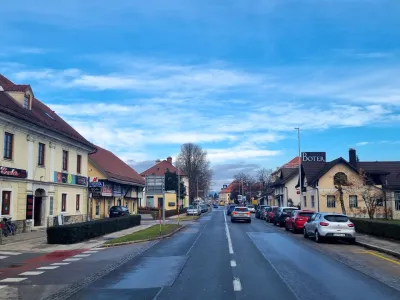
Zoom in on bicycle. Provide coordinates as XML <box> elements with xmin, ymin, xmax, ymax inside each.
<box><xmin>1</xmin><ymin>217</ymin><xmax>16</xmax><ymax>237</ymax></box>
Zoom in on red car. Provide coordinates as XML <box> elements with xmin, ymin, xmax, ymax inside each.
<box><xmin>266</xmin><ymin>206</ymin><xmax>279</xmax><ymax>223</ymax></box>
<box><xmin>285</xmin><ymin>210</ymin><xmax>315</xmax><ymax>233</ymax></box>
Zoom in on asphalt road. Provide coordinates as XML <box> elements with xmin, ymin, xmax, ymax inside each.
<box><xmin>1</xmin><ymin>207</ymin><xmax>400</xmax><ymax>300</ymax></box>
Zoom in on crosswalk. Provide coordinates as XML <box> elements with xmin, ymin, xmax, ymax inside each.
<box><xmin>0</xmin><ymin>251</ymin><xmax>22</xmax><ymax>259</ymax></box>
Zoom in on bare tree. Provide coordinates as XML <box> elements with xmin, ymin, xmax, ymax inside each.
<box><xmin>257</xmin><ymin>168</ymin><xmax>273</xmax><ymax>197</ymax></box>
<box><xmin>176</xmin><ymin>143</ymin><xmax>213</xmax><ymax>203</ymax></box>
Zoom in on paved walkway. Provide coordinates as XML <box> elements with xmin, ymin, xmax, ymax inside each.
<box><xmin>356</xmin><ymin>233</ymin><xmax>400</xmax><ymax>258</ymax></box>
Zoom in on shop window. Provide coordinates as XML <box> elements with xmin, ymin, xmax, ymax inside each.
<box><xmin>327</xmin><ymin>195</ymin><xmax>336</xmax><ymax>208</ymax></box>
<box><xmin>62</xmin><ymin>150</ymin><xmax>69</xmax><ymax>171</ymax></box>
<box><xmin>61</xmin><ymin>194</ymin><xmax>67</xmax><ymax>212</ymax></box>
<box><xmin>96</xmin><ymin>201</ymin><xmax>100</xmax><ymax>216</ymax></box>
<box><xmin>38</xmin><ymin>143</ymin><xmax>45</xmax><ymax>166</ymax></box>
<box><xmin>3</xmin><ymin>132</ymin><xmax>13</xmax><ymax>160</ymax></box>
<box><xmin>349</xmin><ymin>195</ymin><xmax>358</xmax><ymax>208</ymax></box>
<box><xmin>311</xmin><ymin>195</ymin><xmax>315</xmax><ymax>208</ymax></box>
<box><xmin>76</xmin><ymin>194</ymin><xmax>80</xmax><ymax>211</ymax></box>
<box><xmin>1</xmin><ymin>191</ymin><xmax>11</xmax><ymax>215</ymax></box>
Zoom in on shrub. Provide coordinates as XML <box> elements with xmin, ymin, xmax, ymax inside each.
<box><xmin>47</xmin><ymin>215</ymin><xmax>141</xmax><ymax>244</ymax></box>
<box><xmin>350</xmin><ymin>218</ymin><xmax>400</xmax><ymax>241</ymax></box>
<box><xmin>151</xmin><ymin>208</ymin><xmax>187</xmax><ymax>220</ymax></box>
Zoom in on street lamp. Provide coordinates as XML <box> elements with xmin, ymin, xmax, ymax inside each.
<box><xmin>295</xmin><ymin>127</ymin><xmax>302</xmax><ymax>208</ymax></box>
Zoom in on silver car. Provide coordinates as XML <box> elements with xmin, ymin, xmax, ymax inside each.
<box><xmin>231</xmin><ymin>207</ymin><xmax>251</xmax><ymax>223</ymax></box>
<box><xmin>186</xmin><ymin>205</ymin><xmax>200</xmax><ymax>216</ymax></box>
<box><xmin>303</xmin><ymin>212</ymin><xmax>356</xmax><ymax>243</ymax></box>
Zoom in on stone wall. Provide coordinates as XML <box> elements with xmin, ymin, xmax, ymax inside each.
<box><xmin>52</xmin><ymin>214</ymin><xmax>86</xmax><ymax>226</ymax></box>
<box><xmin>13</xmin><ymin>219</ymin><xmax>32</xmax><ymax>234</ymax></box>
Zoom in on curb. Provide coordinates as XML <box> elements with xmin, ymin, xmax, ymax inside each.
<box><xmin>100</xmin><ymin>224</ymin><xmax>187</xmax><ymax>248</ymax></box>
<box><xmin>356</xmin><ymin>241</ymin><xmax>400</xmax><ymax>259</ymax></box>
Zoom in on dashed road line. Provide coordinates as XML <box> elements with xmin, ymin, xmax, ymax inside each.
<box><xmin>0</xmin><ymin>251</ymin><xmax>21</xmax><ymax>256</ymax></box>
<box><xmin>90</xmin><ymin>248</ymin><xmax>104</xmax><ymax>251</ymax></box>
<box><xmin>0</xmin><ymin>256</ymin><xmax>7</xmax><ymax>260</ymax></box>
<box><xmin>19</xmin><ymin>271</ymin><xmax>45</xmax><ymax>276</ymax></box>
<box><xmin>186</xmin><ymin>232</ymin><xmax>202</xmax><ymax>256</ymax></box>
<box><xmin>73</xmin><ymin>254</ymin><xmax>91</xmax><ymax>258</ymax></box>
<box><xmin>233</xmin><ymin>278</ymin><xmax>242</xmax><ymax>291</ymax></box>
<box><xmin>0</xmin><ymin>278</ymin><xmax>27</xmax><ymax>283</ymax></box>
<box><xmin>37</xmin><ymin>266</ymin><xmax>59</xmax><ymax>270</ymax></box>
<box><xmin>230</xmin><ymin>260</ymin><xmax>237</xmax><ymax>267</ymax></box>
<box><xmin>0</xmin><ymin>285</ymin><xmax>8</xmax><ymax>289</ymax></box>
<box><xmin>82</xmin><ymin>251</ymin><xmax>98</xmax><ymax>254</ymax></box>
<box><xmin>63</xmin><ymin>258</ymin><xmax>82</xmax><ymax>262</ymax></box>
<box><xmin>51</xmin><ymin>262</ymin><xmax>70</xmax><ymax>266</ymax></box>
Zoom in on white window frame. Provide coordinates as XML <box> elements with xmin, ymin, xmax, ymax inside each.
<box><xmin>327</xmin><ymin>195</ymin><xmax>336</xmax><ymax>208</ymax></box>
<box><xmin>349</xmin><ymin>195</ymin><xmax>358</xmax><ymax>208</ymax></box>
<box><xmin>0</xmin><ymin>188</ymin><xmax>13</xmax><ymax>217</ymax></box>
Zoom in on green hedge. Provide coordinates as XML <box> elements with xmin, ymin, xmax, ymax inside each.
<box><xmin>151</xmin><ymin>208</ymin><xmax>187</xmax><ymax>220</ymax></box>
<box><xmin>350</xmin><ymin>218</ymin><xmax>400</xmax><ymax>241</ymax></box>
<box><xmin>47</xmin><ymin>215</ymin><xmax>141</xmax><ymax>244</ymax></box>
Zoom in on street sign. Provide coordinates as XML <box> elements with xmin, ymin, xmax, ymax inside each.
<box><xmin>145</xmin><ymin>175</ymin><xmax>165</xmax><ymax>195</ymax></box>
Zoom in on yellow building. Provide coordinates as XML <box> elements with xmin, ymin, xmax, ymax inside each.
<box><xmin>0</xmin><ymin>74</ymin><xmax>95</xmax><ymax>230</ymax></box>
<box><xmin>88</xmin><ymin>146</ymin><xmax>144</xmax><ymax>219</ymax></box>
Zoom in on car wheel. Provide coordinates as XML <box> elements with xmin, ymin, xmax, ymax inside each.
<box><xmin>285</xmin><ymin>225</ymin><xmax>289</xmax><ymax>231</ymax></box>
<box><xmin>315</xmin><ymin>231</ymin><xmax>323</xmax><ymax>243</ymax></box>
<box><xmin>231</xmin><ymin>219</ymin><xmax>234</xmax><ymax>223</ymax></box>
<box><xmin>303</xmin><ymin>228</ymin><xmax>308</xmax><ymax>238</ymax></box>
<box><xmin>349</xmin><ymin>238</ymin><xmax>356</xmax><ymax>245</ymax></box>
<box><xmin>248</xmin><ymin>220</ymin><xmax>251</xmax><ymax>223</ymax></box>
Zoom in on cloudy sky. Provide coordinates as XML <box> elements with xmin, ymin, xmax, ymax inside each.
<box><xmin>1</xmin><ymin>1</ymin><xmax>400</xmax><ymax>191</ymax></box>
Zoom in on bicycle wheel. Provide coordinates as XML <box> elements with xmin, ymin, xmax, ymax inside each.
<box><xmin>11</xmin><ymin>224</ymin><xmax>16</xmax><ymax>235</ymax></box>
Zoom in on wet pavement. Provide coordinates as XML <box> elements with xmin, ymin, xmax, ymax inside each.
<box><xmin>1</xmin><ymin>207</ymin><xmax>400</xmax><ymax>300</ymax></box>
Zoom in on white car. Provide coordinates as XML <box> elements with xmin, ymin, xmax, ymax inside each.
<box><xmin>247</xmin><ymin>205</ymin><xmax>256</xmax><ymax>213</ymax></box>
<box><xmin>186</xmin><ymin>205</ymin><xmax>200</xmax><ymax>216</ymax></box>
<box><xmin>304</xmin><ymin>212</ymin><xmax>356</xmax><ymax>243</ymax></box>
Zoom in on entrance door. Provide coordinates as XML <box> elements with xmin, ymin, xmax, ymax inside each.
<box><xmin>34</xmin><ymin>197</ymin><xmax>42</xmax><ymax>226</ymax></box>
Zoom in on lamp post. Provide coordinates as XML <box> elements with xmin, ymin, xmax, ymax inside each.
<box><xmin>295</xmin><ymin>127</ymin><xmax>302</xmax><ymax>208</ymax></box>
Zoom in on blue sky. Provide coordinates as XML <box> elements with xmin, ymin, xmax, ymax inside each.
<box><xmin>1</xmin><ymin>0</ymin><xmax>400</xmax><ymax>190</ymax></box>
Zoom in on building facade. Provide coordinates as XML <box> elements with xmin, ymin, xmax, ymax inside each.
<box><xmin>0</xmin><ymin>74</ymin><xmax>95</xmax><ymax>231</ymax></box>
<box><xmin>88</xmin><ymin>146</ymin><xmax>144</xmax><ymax>219</ymax></box>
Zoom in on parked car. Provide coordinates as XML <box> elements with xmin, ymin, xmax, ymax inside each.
<box><xmin>274</xmin><ymin>207</ymin><xmax>299</xmax><ymax>226</ymax></box>
<box><xmin>201</xmin><ymin>204</ymin><xmax>208</xmax><ymax>213</ymax></box>
<box><xmin>303</xmin><ymin>212</ymin><xmax>356</xmax><ymax>243</ymax></box>
<box><xmin>231</xmin><ymin>206</ymin><xmax>251</xmax><ymax>223</ymax></box>
<box><xmin>213</xmin><ymin>204</ymin><xmax>218</xmax><ymax>208</ymax></box>
<box><xmin>285</xmin><ymin>210</ymin><xmax>315</xmax><ymax>233</ymax></box>
<box><xmin>260</xmin><ymin>206</ymin><xmax>271</xmax><ymax>220</ymax></box>
<box><xmin>227</xmin><ymin>204</ymin><xmax>237</xmax><ymax>216</ymax></box>
<box><xmin>109</xmin><ymin>206</ymin><xmax>130</xmax><ymax>218</ymax></box>
<box><xmin>247</xmin><ymin>205</ymin><xmax>256</xmax><ymax>213</ymax></box>
<box><xmin>255</xmin><ymin>205</ymin><xmax>268</xmax><ymax>219</ymax></box>
<box><xmin>186</xmin><ymin>205</ymin><xmax>201</xmax><ymax>216</ymax></box>
<box><xmin>266</xmin><ymin>206</ymin><xmax>280</xmax><ymax>223</ymax></box>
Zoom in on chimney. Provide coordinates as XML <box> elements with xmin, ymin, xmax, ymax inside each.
<box><xmin>155</xmin><ymin>159</ymin><xmax>161</xmax><ymax>163</ymax></box>
<box><xmin>349</xmin><ymin>148</ymin><xmax>357</xmax><ymax>168</ymax></box>
<box><xmin>167</xmin><ymin>156</ymin><xmax>172</xmax><ymax>164</ymax></box>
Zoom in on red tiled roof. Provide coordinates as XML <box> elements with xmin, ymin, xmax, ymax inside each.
<box><xmin>283</xmin><ymin>156</ymin><xmax>301</xmax><ymax>168</ymax></box>
<box><xmin>140</xmin><ymin>159</ymin><xmax>185</xmax><ymax>176</ymax></box>
<box><xmin>0</xmin><ymin>74</ymin><xmax>94</xmax><ymax>149</ymax></box>
<box><xmin>89</xmin><ymin>145</ymin><xmax>144</xmax><ymax>185</ymax></box>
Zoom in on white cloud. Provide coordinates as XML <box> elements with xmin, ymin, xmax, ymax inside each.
<box><xmin>356</xmin><ymin>142</ymin><xmax>369</xmax><ymax>146</ymax></box>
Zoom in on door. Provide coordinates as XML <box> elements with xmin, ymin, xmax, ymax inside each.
<box><xmin>34</xmin><ymin>197</ymin><xmax>42</xmax><ymax>226</ymax></box>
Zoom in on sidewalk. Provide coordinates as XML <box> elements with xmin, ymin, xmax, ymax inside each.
<box><xmin>0</xmin><ymin>224</ymin><xmax>153</xmax><ymax>253</ymax></box>
<box><xmin>356</xmin><ymin>233</ymin><xmax>400</xmax><ymax>259</ymax></box>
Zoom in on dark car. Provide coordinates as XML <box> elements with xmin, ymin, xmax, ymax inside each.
<box><xmin>109</xmin><ymin>206</ymin><xmax>130</xmax><ymax>218</ymax></box>
<box><xmin>255</xmin><ymin>205</ymin><xmax>268</xmax><ymax>219</ymax></box>
<box><xmin>260</xmin><ymin>206</ymin><xmax>271</xmax><ymax>220</ymax></box>
<box><xmin>213</xmin><ymin>204</ymin><xmax>218</xmax><ymax>208</ymax></box>
<box><xmin>274</xmin><ymin>207</ymin><xmax>299</xmax><ymax>226</ymax></box>
<box><xmin>227</xmin><ymin>205</ymin><xmax>236</xmax><ymax>216</ymax></box>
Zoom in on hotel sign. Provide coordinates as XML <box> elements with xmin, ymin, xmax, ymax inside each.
<box><xmin>301</xmin><ymin>152</ymin><xmax>326</xmax><ymax>163</ymax></box>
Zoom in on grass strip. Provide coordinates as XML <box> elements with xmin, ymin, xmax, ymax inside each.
<box><xmin>105</xmin><ymin>224</ymin><xmax>181</xmax><ymax>245</ymax></box>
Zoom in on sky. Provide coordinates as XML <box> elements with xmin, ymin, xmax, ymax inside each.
<box><xmin>1</xmin><ymin>0</ymin><xmax>400</xmax><ymax>191</ymax></box>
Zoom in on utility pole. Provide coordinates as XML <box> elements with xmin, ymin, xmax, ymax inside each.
<box><xmin>295</xmin><ymin>127</ymin><xmax>302</xmax><ymax>208</ymax></box>
<box><xmin>197</xmin><ymin>177</ymin><xmax>199</xmax><ymax>199</ymax></box>
<box><xmin>178</xmin><ymin>172</ymin><xmax>180</xmax><ymax>225</ymax></box>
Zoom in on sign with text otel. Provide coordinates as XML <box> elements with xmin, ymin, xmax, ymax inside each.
<box><xmin>301</xmin><ymin>152</ymin><xmax>326</xmax><ymax>163</ymax></box>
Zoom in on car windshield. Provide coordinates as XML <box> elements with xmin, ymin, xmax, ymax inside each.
<box><xmin>235</xmin><ymin>207</ymin><xmax>248</xmax><ymax>212</ymax></box>
<box><xmin>324</xmin><ymin>215</ymin><xmax>349</xmax><ymax>222</ymax></box>
<box><xmin>299</xmin><ymin>212</ymin><xmax>314</xmax><ymax>218</ymax></box>
<box><xmin>247</xmin><ymin>205</ymin><xmax>254</xmax><ymax>208</ymax></box>
<box><xmin>188</xmin><ymin>205</ymin><xmax>196</xmax><ymax>209</ymax></box>
<box><xmin>283</xmin><ymin>208</ymin><xmax>296</xmax><ymax>213</ymax></box>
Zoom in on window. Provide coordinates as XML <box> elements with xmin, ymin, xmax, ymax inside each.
<box><xmin>38</xmin><ymin>143</ymin><xmax>45</xmax><ymax>166</ymax></box>
<box><xmin>395</xmin><ymin>192</ymin><xmax>400</xmax><ymax>211</ymax></box>
<box><xmin>76</xmin><ymin>194</ymin><xmax>80</xmax><ymax>211</ymax></box>
<box><xmin>61</xmin><ymin>194</ymin><xmax>67</xmax><ymax>212</ymax></box>
<box><xmin>3</xmin><ymin>132</ymin><xmax>13</xmax><ymax>159</ymax></box>
<box><xmin>146</xmin><ymin>196</ymin><xmax>154</xmax><ymax>207</ymax></box>
<box><xmin>311</xmin><ymin>195</ymin><xmax>315</xmax><ymax>208</ymax></box>
<box><xmin>107</xmin><ymin>200</ymin><xmax>112</xmax><ymax>213</ymax></box>
<box><xmin>1</xmin><ymin>191</ymin><xmax>11</xmax><ymax>215</ymax></box>
<box><xmin>349</xmin><ymin>195</ymin><xmax>358</xmax><ymax>208</ymax></box>
<box><xmin>376</xmin><ymin>199</ymin><xmax>384</xmax><ymax>206</ymax></box>
<box><xmin>96</xmin><ymin>201</ymin><xmax>100</xmax><ymax>216</ymax></box>
<box><xmin>327</xmin><ymin>195</ymin><xmax>336</xmax><ymax>208</ymax></box>
<box><xmin>24</xmin><ymin>93</ymin><xmax>29</xmax><ymax>109</ymax></box>
<box><xmin>77</xmin><ymin>154</ymin><xmax>82</xmax><ymax>174</ymax></box>
<box><xmin>303</xmin><ymin>195</ymin><xmax>307</xmax><ymax>207</ymax></box>
<box><xmin>62</xmin><ymin>150</ymin><xmax>68</xmax><ymax>171</ymax></box>
<box><xmin>324</xmin><ymin>215</ymin><xmax>349</xmax><ymax>222</ymax></box>
<box><xmin>117</xmin><ymin>199</ymin><xmax>122</xmax><ymax>206</ymax></box>
<box><xmin>49</xmin><ymin>196</ymin><xmax>54</xmax><ymax>215</ymax></box>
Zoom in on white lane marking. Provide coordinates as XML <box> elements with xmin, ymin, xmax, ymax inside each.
<box><xmin>63</xmin><ymin>258</ymin><xmax>82</xmax><ymax>262</ymax></box>
<box><xmin>90</xmin><ymin>248</ymin><xmax>104</xmax><ymax>250</ymax></box>
<box><xmin>230</xmin><ymin>260</ymin><xmax>237</xmax><ymax>267</ymax></box>
<box><xmin>0</xmin><ymin>278</ymin><xmax>27</xmax><ymax>283</ymax></box>
<box><xmin>37</xmin><ymin>266</ymin><xmax>59</xmax><ymax>270</ymax></box>
<box><xmin>82</xmin><ymin>251</ymin><xmax>98</xmax><ymax>254</ymax></box>
<box><xmin>233</xmin><ymin>278</ymin><xmax>242</xmax><ymax>291</ymax></box>
<box><xmin>152</xmin><ymin>286</ymin><xmax>164</xmax><ymax>300</ymax></box>
<box><xmin>0</xmin><ymin>256</ymin><xmax>8</xmax><ymax>260</ymax></box>
<box><xmin>19</xmin><ymin>271</ymin><xmax>44</xmax><ymax>276</ymax></box>
<box><xmin>51</xmin><ymin>262</ymin><xmax>70</xmax><ymax>266</ymax></box>
<box><xmin>73</xmin><ymin>254</ymin><xmax>91</xmax><ymax>258</ymax></box>
<box><xmin>224</xmin><ymin>212</ymin><xmax>234</xmax><ymax>254</ymax></box>
<box><xmin>0</xmin><ymin>285</ymin><xmax>7</xmax><ymax>289</ymax></box>
<box><xmin>0</xmin><ymin>251</ymin><xmax>21</xmax><ymax>256</ymax></box>
<box><xmin>186</xmin><ymin>232</ymin><xmax>202</xmax><ymax>256</ymax></box>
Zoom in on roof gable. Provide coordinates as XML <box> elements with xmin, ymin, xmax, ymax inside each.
<box><xmin>89</xmin><ymin>146</ymin><xmax>144</xmax><ymax>185</ymax></box>
<box><xmin>140</xmin><ymin>160</ymin><xmax>185</xmax><ymax>177</ymax></box>
<box><xmin>358</xmin><ymin>161</ymin><xmax>400</xmax><ymax>189</ymax></box>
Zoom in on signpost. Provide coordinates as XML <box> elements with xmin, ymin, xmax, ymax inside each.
<box><xmin>145</xmin><ymin>175</ymin><xmax>165</xmax><ymax>234</ymax></box>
